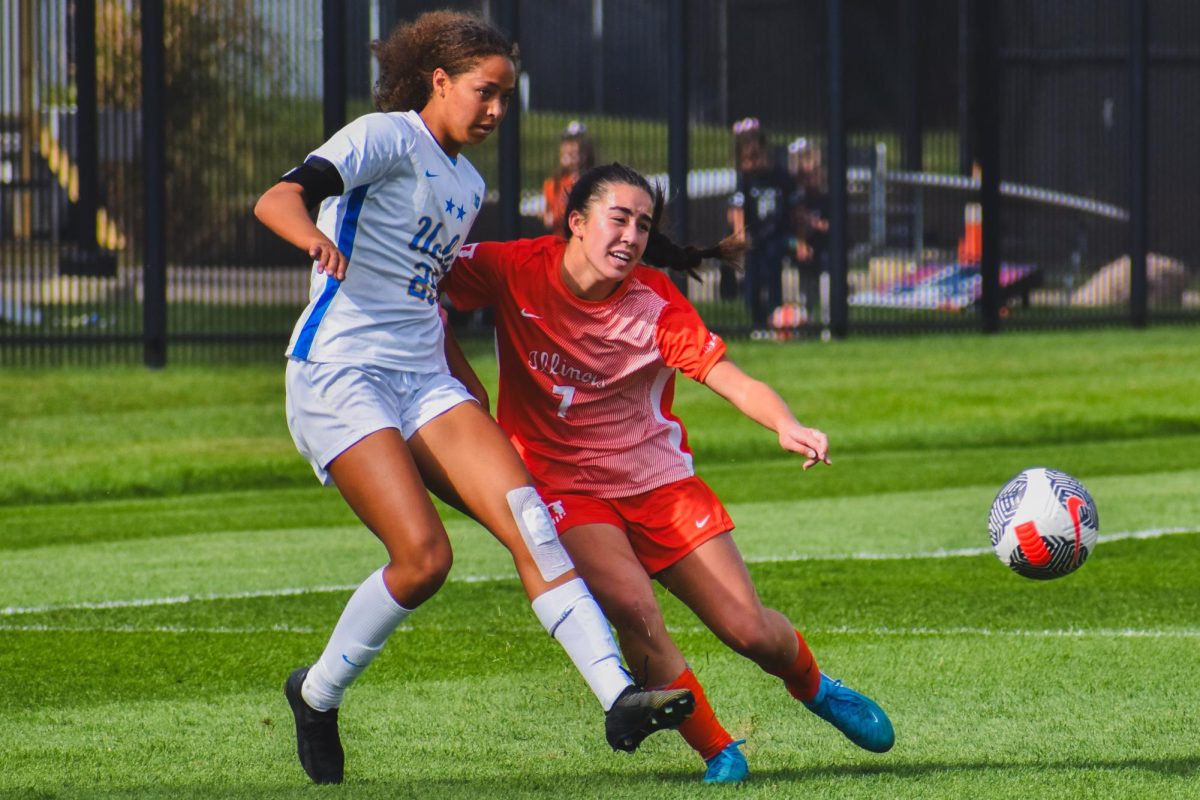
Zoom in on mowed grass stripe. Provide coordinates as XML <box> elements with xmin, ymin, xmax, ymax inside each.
<box><xmin>3</xmin><ymin>636</ymin><xmax>1197</xmax><ymax>799</ymax></box>
<box><xmin>702</xmin><ymin>433</ymin><xmax>1200</xmax><ymax>504</ymax></box>
<box><xmin>4</xmin><ymin>443</ymin><xmax>1199</xmax><ymax>552</ymax></box>
<box><xmin>3</xmin><ymin>534</ymin><xmax>1196</xmax><ymax>707</ymax></box>
<box><xmin>8</xmin><ymin>624</ymin><xmax>1200</xmax><ymax>642</ymax></box>
<box><xmin>4</xmin><ymin>526</ymin><xmax>1196</xmax><ymax>618</ymax></box>
<box><xmin>2</xmin><ymin>329</ymin><xmax>1197</xmax><ymax>798</ymax></box>
<box><xmin>3</xmin><ymin>328</ymin><xmax>1197</xmax><ymax>509</ymax></box>
<box><xmin>0</xmin><ymin>623</ymin><xmax>318</xmax><ymax>634</ymax></box>
<box><xmin>3</xmin><ymin>468</ymin><xmax>1197</xmax><ymax>609</ymax></box>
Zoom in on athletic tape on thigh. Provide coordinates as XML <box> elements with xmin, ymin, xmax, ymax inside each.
<box><xmin>506</xmin><ymin>486</ymin><xmax>574</xmax><ymax>582</ymax></box>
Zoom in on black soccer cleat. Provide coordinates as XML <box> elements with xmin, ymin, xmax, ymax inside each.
<box><xmin>604</xmin><ymin>685</ymin><xmax>695</xmax><ymax>753</ymax></box>
<box><xmin>284</xmin><ymin>666</ymin><xmax>345</xmax><ymax>784</ymax></box>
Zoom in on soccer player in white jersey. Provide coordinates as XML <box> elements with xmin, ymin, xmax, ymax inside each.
<box><xmin>442</xmin><ymin>163</ymin><xmax>896</xmax><ymax>784</ymax></box>
<box><xmin>253</xmin><ymin>13</ymin><xmax>692</xmax><ymax>785</ymax></box>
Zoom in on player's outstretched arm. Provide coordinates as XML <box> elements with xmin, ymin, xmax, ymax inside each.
<box><xmin>703</xmin><ymin>357</ymin><xmax>831</xmax><ymax>470</ymax></box>
<box><xmin>254</xmin><ymin>182</ymin><xmax>347</xmax><ymax>280</ymax></box>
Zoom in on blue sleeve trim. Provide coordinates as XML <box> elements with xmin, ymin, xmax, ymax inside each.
<box><xmin>291</xmin><ymin>184</ymin><xmax>369</xmax><ymax>359</ymax></box>
<box><xmin>335</xmin><ymin>184</ymin><xmax>369</xmax><ymax>259</ymax></box>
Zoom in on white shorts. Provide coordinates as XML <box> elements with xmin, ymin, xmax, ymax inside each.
<box><xmin>285</xmin><ymin>358</ymin><xmax>476</xmax><ymax>485</ymax></box>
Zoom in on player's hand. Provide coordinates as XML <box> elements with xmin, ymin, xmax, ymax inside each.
<box><xmin>309</xmin><ymin>238</ymin><xmax>347</xmax><ymax>281</ymax></box>
<box><xmin>779</xmin><ymin>423</ymin><xmax>831</xmax><ymax>470</ymax></box>
<box><xmin>794</xmin><ymin>240</ymin><xmax>813</xmax><ymax>262</ymax></box>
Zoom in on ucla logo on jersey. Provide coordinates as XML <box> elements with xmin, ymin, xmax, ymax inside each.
<box><xmin>407</xmin><ymin>214</ymin><xmax>465</xmax><ymax>306</ymax></box>
<box><xmin>409</xmin><ymin>216</ymin><xmax>462</xmax><ymax>270</ymax></box>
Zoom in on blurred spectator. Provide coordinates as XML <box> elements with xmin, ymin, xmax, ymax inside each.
<box><xmin>727</xmin><ymin>118</ymin><xmax>798</xmax><ymax>333</ymax></box>
<box><xmin>787</xmin><ymin>137</ymin><xmax>829</xmax><ymax>323</ymax></box>
<box><xmin>542</xmin><ymin>120</ymin><xmax>596</xmax><ymax>236</ymax></box>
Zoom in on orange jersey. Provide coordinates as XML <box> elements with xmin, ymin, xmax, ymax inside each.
<box><xmin>444</xmin><ymin>236</ymin><xmax>727</xmax><ymax>498</ymax></box>
<box><xmin>542</xmin><ymin>173</ymin><xmax>576</xmax><ymax>235</ymax></box>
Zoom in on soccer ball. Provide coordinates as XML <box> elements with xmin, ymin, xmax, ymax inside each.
<box><xmin>769</xmin><ymin>303</ymin><xmax>808</xmax><ymax>329</ymax></box>
<box><xmin>987</xmin><ymin>467</ymin><xmax>1099</xmax><ymax>580</ymax></box>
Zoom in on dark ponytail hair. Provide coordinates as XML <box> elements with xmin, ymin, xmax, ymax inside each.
<box><xmin>564</xmin><ymin>162</ymin><xmax>744</xmax><ymax>280</ymax></box>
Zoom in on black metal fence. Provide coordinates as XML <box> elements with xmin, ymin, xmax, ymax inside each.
<box><xmin>1</xmin><ymin>0</ymin><xmax>1196</xmax><ymax>365</ymax></box>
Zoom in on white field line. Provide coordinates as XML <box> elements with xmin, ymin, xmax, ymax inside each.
<box><xmin>1</xmin><ymin>526</ymin><xmax>1194</xmax><ymax>619</ymax></box>
<box><xmin>0</xmin><ymin>623</ymin><xmax>316</xmax><ymax>634</ymax></box>
<box><xmin>6</xmin><ymin>621</ymin><xmax>1199</xmax><ymax>640</ymax></box>
<box><xmin>0</xmin><ymin>584</ymin><xmax>360</xmax><ymax>617</ymax></box>
<box><xmin>817</xmin><ymin>625</ymin><xmax>1200</xmax><ymax>639</ymax></box>
<box><xmin>742</xmin><ymin>525</ymin><xmax>1197</xmax><ymax>564</ymax></box>
<box><xmin>660</xmin><ymin>624</ymin><xmax>1200</xmax><ymax>639</ymax></box>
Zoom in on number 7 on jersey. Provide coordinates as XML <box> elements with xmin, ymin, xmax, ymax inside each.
<box><xmin>551</xmin><ymin>384</ymin><xmax>575</xmax><ymax>418</ymax></box>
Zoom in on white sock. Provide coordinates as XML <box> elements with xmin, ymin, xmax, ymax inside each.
<box><xmin>302</xmin><ymin>566</ymin><xmax>412</xmax><ymax>711</ymax></box>
<box><xmin>531</xmin><ymin>577</ymin><xmax>631</xmax><ymax>711</ymax></box>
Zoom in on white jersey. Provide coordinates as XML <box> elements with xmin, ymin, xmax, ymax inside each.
<box><xmin>285</xmin><ymin>110</ymin><xmax>485</xmax><ymax>372</ymax></box>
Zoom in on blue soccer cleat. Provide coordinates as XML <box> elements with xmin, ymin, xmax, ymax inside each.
<box><xmin>803</xmin><ymin>673</ymin><xmax>895</xmax><ymax>753</ymax></box>
<box><xmin>703</xmin><ymin>738</ymin><xmax>749</xmax><ymax>784</ymax></box>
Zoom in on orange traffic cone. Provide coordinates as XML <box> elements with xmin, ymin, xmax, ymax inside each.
<box><xmin>958</xmin><ymin>202</ymin><xmax>981</xmax><ymax>265</ymax></box>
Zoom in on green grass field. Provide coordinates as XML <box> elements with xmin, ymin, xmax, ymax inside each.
<box><xmin>2</xmin><ymin>327</ymin><xmax>1199</xmax><ymax>798</ymax></box>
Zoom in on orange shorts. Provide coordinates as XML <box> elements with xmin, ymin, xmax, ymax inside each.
<box><xmin>538</xmin><ymin>476</ymin><xmax>734</xmax><ymax>575</ymax></box>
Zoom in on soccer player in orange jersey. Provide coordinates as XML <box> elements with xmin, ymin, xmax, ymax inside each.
<box><xmin>442</xmin><ymin>163</ymin><xmax>895</xmax><ymax>784</ymax></box>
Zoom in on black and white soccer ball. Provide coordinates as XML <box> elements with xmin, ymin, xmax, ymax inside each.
<box><xmin>988</xmin><ymin>467</ymin><xmax>1099</xmax><ymax>580</ymax></box>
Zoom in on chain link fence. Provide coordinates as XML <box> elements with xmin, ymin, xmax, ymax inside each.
<box><xmin>1</xmin><ymin>0</ymin><xmax>1196</xmax><ymax>365</ymax></box>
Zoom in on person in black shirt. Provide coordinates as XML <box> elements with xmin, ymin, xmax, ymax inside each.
<box><xmin>788</xmin><ymin>137</ymin><xmax>829</xmax><ymax>324</ymax></box>
<box><xmin>727</xmin><ymin>119</ymin><xmax>797</xmax><ymax>333</ymax></box>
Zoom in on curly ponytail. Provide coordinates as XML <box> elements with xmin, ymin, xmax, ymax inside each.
<box><xmin>371</xmin><ymin>11</ymin><xmax>518</xmax><ymax>112</ymax></box>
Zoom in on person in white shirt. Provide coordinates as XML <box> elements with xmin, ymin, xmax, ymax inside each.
<box><xmin>254</xmin><ymin>11</ymin><xmax>692</xmax><ymax>785</ymax></box>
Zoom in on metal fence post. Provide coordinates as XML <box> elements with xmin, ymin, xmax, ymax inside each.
<box><xmin>976</xmin><ymin>0</ymin><xmax>1001</xmax><ymax>333</ymax></box>
<box><xmin>495</xmin><ymin>0</ymin><xmax>521</xmax><ymax>241</ymax></box>
<box><xmin>322</xmin><ymin>0</ymin><xmax>346</xmax><ymax>140</ymax></box>
<box><xmin>141</xmin><ymin>0</ymin><xmax>166</xmax><ymax>367</ymax></box>
<box><xmin>667</xmin><ymin>0</ymin><xmax>689</xmax><ymax>292</ymax></box>
<box><xmin>61</xmin><ymin>0</ymin><xmax>115</xmax><ymax>277</ymax></box>
<box><xmin>900</xmin><ymin>0</ymin><xmax>924</xmax><ymax>254</ymax></box>
<box><xmin>956</xmin><ymin>0</ymin><xmax>974</xmax><ymax>176</ymax></box>
<box><xmin>1129</xmin><ymin>0</ymin><xmax>1148</xmax><ymax>328</ymax></box>
<box><xmin>74</xmin><ymin>0</ymin><xmax>98</xmax><ymax>256</ymax></box>
<box><xmin>826</xmin><ymin>0</ymin><xmax>848</xmax><ymax>339</ymax></box>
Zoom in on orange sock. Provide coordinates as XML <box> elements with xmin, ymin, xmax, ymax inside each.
<box><xmin>665</xmin><ymin>667</ymin><xmax>733</xmax><ymax>762</ymax></box>
<box><xmin>765</xmin><ymin>629</ymin><xmax>822</xmax><ymax>702</ymax></box>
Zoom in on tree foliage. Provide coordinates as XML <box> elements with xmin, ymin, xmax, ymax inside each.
<box><xmin>96</xmin><ymin>0</ymin><xmax>292</xmax><ymax>263</ymax></box>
